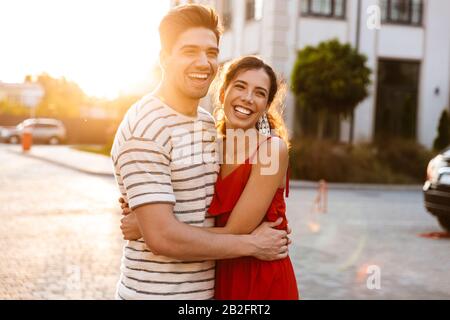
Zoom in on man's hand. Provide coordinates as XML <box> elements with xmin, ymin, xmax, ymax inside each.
<box><xmin>118</xmin><ymin>197</ymin><xmax>142</xmax><ymax>240</ymax></box>
<box><xmin>250</xmin><ymin>217</ymin><xmax>289</xmax><ymax>261</ymax></box>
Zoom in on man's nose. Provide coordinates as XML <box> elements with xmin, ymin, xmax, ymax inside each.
<box><xmin>195</xmin><ymin>52</ymin><xmax>209</xmax><ymax>68</ymax></box>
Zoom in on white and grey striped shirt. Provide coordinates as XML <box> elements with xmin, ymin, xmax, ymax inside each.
<box><xmin>111</xmin><ymin>94</ymin><xmax>219</xmax><ymax>300</ymax></box>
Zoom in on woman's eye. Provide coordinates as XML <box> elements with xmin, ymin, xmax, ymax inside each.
<box><xmin>235</xmin><ymin>84</ymin><xmax>244</xmax><ymax>89</ymax></box>
<box><xmin>256</xmin><ymin>91</ymin><xmax>266</xmax><ymax>97</ymax></box>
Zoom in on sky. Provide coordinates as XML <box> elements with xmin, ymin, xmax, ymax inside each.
<box><xmin>0</xmin><ymin>0</ymin><xmax>170</xmax><ymax>99</ymax></box>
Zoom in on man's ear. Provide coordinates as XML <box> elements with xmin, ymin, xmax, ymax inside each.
<box><xmin>159</xmin><ymin>49</ymin><xmax>170</xmax><ymax>70</ymax></box>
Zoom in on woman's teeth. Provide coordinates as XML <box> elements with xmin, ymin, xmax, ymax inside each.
<box><xmin>234</xmin><ymin>106</ymin><xmax>252</xmax><ymax>115</ymax></box>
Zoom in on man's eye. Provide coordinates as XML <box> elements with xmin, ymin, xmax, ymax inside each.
<box><xmin>207</xmin><ymin>52</ymin><xmax>218</xmax><ymax>58</ymax></box>
<box><xmin>184</xmin><ymin>50</ymin><xmax>196</xmax><ymax>55</ymax></box>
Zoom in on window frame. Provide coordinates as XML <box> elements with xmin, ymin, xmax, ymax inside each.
<box><xmin>300</xmin><ymin>0</ymin><xmax>347</xmax><ymax>20</ymax></box>
<box><xmin>221</xmin><ymin>0</ymin><xmax>233</xmax><ymax>31</ymax></box>
<box><xmin>245</xmin><ymin>0</ymin><xmax>263</xmax><ymax>22</ymax></box>
<box><xmin>381</xmin><ymin>0</ymin><xmax>423</xmax><ymax>26</ymax></box>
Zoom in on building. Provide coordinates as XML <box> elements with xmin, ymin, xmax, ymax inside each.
<box><xmin>0</xmin><ymin>82</ymin><xmax>44</xmax><ymax>108</ymax></box>
<box><xmin>171</xmin><ymin>0</ymin><xmax>450</xmax><ymax>148</ymax></box>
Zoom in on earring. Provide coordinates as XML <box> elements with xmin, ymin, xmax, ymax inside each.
<box><xmin>257</xmin><ymin>112</ymin><xmax>271</xmax><ymax>136</ymax></box>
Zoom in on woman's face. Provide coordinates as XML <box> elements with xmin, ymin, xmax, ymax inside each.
<box><xmin>222</xmin><ymin>68</ymin><xmax>271</xmax><ymax>131</ymax></box>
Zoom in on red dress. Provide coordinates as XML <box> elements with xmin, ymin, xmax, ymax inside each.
<box><xmin>208</xmin><ymin>152</ymin><xmax>299</xmax><ymax>300</ymax></box>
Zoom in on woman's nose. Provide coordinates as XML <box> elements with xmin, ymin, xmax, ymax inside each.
<box><xmin>241</xmin><ymin>91</ymin><xmax>254</xmax><ymax>104</ymax></box>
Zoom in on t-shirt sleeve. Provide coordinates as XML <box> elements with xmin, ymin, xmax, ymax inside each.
<box><xmin>115</xmin><ymin>139</ymin><xmax>175</xmax><ymax>210</ymax></box>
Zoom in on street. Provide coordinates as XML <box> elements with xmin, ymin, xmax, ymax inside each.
<box><xmin>0</xmin><ymin>144</ymin><xmax>449</xmax><ymax>299</ymax></box>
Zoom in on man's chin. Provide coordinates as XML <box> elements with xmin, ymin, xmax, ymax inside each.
<box><xmin>185</xmin><ymin>89</ymin><xmax>209</xmax><ymax>100</ymax></box>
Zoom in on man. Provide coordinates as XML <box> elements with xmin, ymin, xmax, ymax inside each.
<box><xmin>111</xmin><ymin>4</ymin><xmax>289</xmax><ymax>300</ymax></box>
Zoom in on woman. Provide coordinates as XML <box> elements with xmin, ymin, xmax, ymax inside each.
<box><xmin>120</xmin><ymin>56</ymin><xmax>299</xmax><ymax>300</ymax></box>
<box><xmin>205</xmin><ymin>56</ymin><xmax>298</xmax><ymax>300</ymax></box>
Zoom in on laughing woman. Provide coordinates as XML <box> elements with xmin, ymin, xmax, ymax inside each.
<box><xmin>204</xmin><ymin>56</ymin><xmax>298</xmax><ymax>300</ymax></box>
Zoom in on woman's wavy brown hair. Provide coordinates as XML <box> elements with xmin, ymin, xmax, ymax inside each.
<box><xmin>212</xmin><ymin>56</ymin><xmax>290</xmax><ymax>147</ymax></box>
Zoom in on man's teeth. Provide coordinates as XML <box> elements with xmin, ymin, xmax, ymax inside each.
<box><xmin>188</xmin><ymin>73</ymin><xmax>208</xmax><ymax>79</ymax></box>
<box><xmin>234</xmin><ymin>106</ymin><xmax>252</xmax><ymax>115</ymax></box>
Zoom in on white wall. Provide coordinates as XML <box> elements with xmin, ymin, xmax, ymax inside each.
<box><xmin>243</xmin><ymin>21</ymin><xmax>261</xmax><ymax>55</ymax></box>
<box><xmin>418</xmin><ymin>0</ymin><xmax>450</xmax><ymax>147</ymax></box>
<box><xmin>297</xmin><ymin>18</ymin><xmax>349</xmax><ymax>48</ymax></box>
<box><xmin>378</xmin><ymin>25</ymin><xmax>424</xmax><ymax>60</ymax></box>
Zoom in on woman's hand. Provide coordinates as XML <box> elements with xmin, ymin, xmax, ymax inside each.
<box><xmin>118</xmin><ymin>197</ymin><xmax>142</xmax><ymax>240</ymax></box>
<box><xmin>119</xmin><ymin>197</ymin><xmax>131</xmax><ymax>215</ymax></box>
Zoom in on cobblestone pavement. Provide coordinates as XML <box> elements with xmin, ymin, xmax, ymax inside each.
<box><xmin>1</xmin><ymin>144</ymin><xmax>449</xmax><ymax>299</ymax></box>
<box><xmin>287</xmin><ymin>188</ymin><xmax>450</xmax><ymax>299</ymax></box>
<box><xmin>0</xmin><ymin>145</ymin><xmax>123</xmax><ymax>299</ymax></box>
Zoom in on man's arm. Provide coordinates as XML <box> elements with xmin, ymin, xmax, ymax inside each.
<box><xmin>133</xmin><ymin>202</ymin><xmax>288</xmax><ymax>262</ymax></box>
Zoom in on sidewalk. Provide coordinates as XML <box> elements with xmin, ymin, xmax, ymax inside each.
<box><xmin>7</xmin><ymin>145</ymin><xmax>114</xmax><ymax>177</ymax></box>
<box><xmin>7</xmin><ymin>144</ymin><xmax>423</xmax><ymax>191</ymax></box>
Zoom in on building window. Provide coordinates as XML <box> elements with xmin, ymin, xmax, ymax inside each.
<box><xmin>246</xmin><ymin>0</ymin><xmax>263</xmax><ymax>21</ymax></box>
<box><xmin>300</xmin><ymin>0</ymin><xmax>346</xmax><ymax>19</ymax></box>
<box><xmin>380</xmin><ymin>0</ymin><xmax>423</xmax><ymax>26</ymax></box>
<box><xmin>221</xmin><ymin>0</ymin><xmax>232</xmax><ymax>30</ymax></box>
<box><xmin>375</xmin><ymin>59</ymin><xmax>420</xmax><ymax>140</ymax></box>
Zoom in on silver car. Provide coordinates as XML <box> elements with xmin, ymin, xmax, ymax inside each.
<box><xmin>0</xmin><ymin>118</ymin><xmax>66</xmax><ymax>145</ymax></box>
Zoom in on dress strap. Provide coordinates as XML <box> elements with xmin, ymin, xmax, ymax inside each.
<box><xmin>246</xmin><ymin>136</ymin><xmax>272</xmax><ymax>164</ymax></box>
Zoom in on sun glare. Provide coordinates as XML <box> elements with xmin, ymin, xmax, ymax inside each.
<box><xmin>0</xmin><ymin>0</ymin><xmax>170</xmax><ymax>99</ymax></box>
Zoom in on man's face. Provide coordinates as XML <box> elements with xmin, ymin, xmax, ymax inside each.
<box><xmin>162</xmin><ymin>27</ymin><xmax>219</xmax><ymax>100</ymax></box>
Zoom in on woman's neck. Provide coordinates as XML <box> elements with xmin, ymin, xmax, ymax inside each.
<box><xmin>222</xmin><ymin>128</ymin><xmax>263</xmax><ymax>165</ymax></box>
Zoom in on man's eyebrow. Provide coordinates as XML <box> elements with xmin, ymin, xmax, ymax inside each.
<box><xmin>179</xmin><ymin>45</ymin><xmax>199</xmax><ymax>51</ymax></box>
<box><xmin>179</xmin><ymin>45</ymin><xmax>219</xmax><ymax>52</ymax></box>
<box><xmin>234</xmin><ymin>80</ymin><xmax>269</xmax><ymax>94</ymax></box>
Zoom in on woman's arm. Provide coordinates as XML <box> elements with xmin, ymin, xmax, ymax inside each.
<box><xmin>205</xmin><ymin>137</ymin><xmax>289</xmax><ymax>235</ymax></box>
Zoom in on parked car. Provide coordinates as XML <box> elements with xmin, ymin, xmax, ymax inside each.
<box><xmin>0</xmin><ymin>118</ymin><xmax>66</xmax><ymax>145</ymax></box>
<box><xmin>423</xmin><ymin>146</ymin><xmax>450</xmax><ymax>232</ymax></box>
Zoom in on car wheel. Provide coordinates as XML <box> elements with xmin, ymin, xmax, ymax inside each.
<box><xmin>49</xmin><ymin>137</ymin><xmax>60</xmax><ymax>145</ymax></box>
<box><xmin>8</xmin><ymin>136</ymin><xmax>20</xmax><ymax>144</ymax></box>
<box><xmin>437</xmin><ymin>216</ymin><xmax>450</xmax><ymax>232</ymax></box>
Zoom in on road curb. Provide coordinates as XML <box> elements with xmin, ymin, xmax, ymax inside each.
<box><xmin>8</xmin><ymin>148</ymin><xmax>114</xmax><ymax>178</ymax></box>
<box><xmin>289</xmin><ymin>179</ymin><xmax>423</xmax><ymax>191</ymax></box>
<box><xmin>7</xmin><ymin>147</ymin><xmax>423</xmax><ymax>191</ymax></box>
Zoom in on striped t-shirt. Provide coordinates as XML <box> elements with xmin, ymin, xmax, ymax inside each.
<box><xmin>111</xmin><ymin>94</ymin><xmax>219</xmax><ymax>300</ymax></box>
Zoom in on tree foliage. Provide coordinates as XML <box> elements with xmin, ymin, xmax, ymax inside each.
<box><xmin>291</xmin><ymin>39</ymin><xmax>371</xmax><ymax>139</ymax></box>
<box><xmin>35</xmin><ymin>73</ymin><xmax>87</xmax><ymax>118</ymax></box>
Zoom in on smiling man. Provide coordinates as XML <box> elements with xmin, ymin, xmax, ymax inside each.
<box><xmin>111</xmin><ymin>4</ymin><xmax>289</xmax><ymax>300</ymax></box>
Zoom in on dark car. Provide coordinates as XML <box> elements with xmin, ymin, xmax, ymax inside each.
<box><xmin>423</xmin><ymin>146</ymin><xmax>450</xmax><ymax>232</ymax></box>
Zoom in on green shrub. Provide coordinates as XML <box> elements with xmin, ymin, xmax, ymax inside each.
<box><xmin>289</xmin><ymin>138</ymin><xmax>433</xmax><ymax>184</ymax></box>
<box><xmin>433</xmin><ymin>109</ymin><xmax>450</xmax><ymax>152</ymax></box>
<box><xmin>375</xmin><ymin>139</ymin><xmax>433</xmax><ymax>183</ymax></box>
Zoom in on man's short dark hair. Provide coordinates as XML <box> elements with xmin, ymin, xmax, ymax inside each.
<box><xmin>159</xmin><ymin>4</ymin><xmax>222</xmax><ymax>53</ymax></box>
